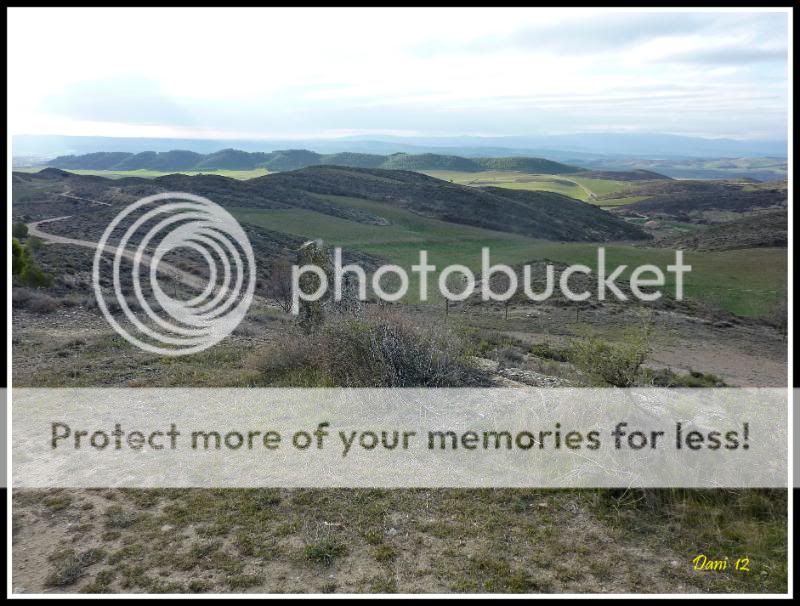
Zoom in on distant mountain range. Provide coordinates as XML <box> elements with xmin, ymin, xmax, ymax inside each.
<box><xmin>45</xmin><ymin>149</ymin><xmax>582</xmax><ymax>174</ymax></box>
<box><xmin>13</xmin><ymin>132</ymin><xmax>787</xmax><ymax>162</ymax></box>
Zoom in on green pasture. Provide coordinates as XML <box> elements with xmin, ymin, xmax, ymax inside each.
<box><xmin>422</xmin><ymin>170</ymin><xmax>643</xmax><ymax>205</ymax></box>
<box><xmin>232</xmin><ymin>195</ymin><xmax>786</xmax><ymax>318</ymax></box>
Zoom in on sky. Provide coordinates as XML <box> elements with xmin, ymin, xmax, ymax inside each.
<box><xmin>6</xmin><ymin>7</ymin><xmax>791</xmax><ymax>141</ymax></box>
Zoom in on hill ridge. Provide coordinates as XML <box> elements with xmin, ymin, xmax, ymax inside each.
<box><xmin>47</xmin><ymin>148</ymin><xmax>585</xmax><ymax>175</ymax></box>
<box><xmin>15</xmin><ymin>165</ymin><xmax>649</xmax><ymax>243</ymax></box>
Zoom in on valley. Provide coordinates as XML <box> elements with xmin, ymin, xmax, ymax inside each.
<box><xmin>11</xmin><ymin>158</ymin><xmax>789</xmax><ymax>595</ymax></box>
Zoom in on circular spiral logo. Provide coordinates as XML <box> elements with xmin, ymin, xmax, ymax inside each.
<box><xmin>92</xmin><ymin>192</ymin><xmax>256</xmax><ymax>356</ymax></box>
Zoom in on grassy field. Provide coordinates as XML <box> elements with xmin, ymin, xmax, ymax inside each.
<box><xmin>232</xmin><ymin>195</ymin><xmax>786</xmax><ymax>318</ymax></box>
<box><xmin>422</xmin><ymin>170</ymin><xmax>640</xmax><ymax>205</ymax></box>
<box><xmin>422</xmin><ymin>171</ymin><xmax>590</xmax><ymax>199</ymax></box>
<box><xmin>19</xmin><ymin>166</ymin><xmax>643</xmax><ymax>206</ymax></box>
<box><xmin>597</xmin><ymin>195</ymin><xmax>650</xmax><ymax>207</ymax></box>
<box><xmin>569</xmin><ymin>176</ymin><xmax>635</xmax><ymax>197</ymax></box>
<box><xmin>16</xmin><ymin>167</ymin><xmax>272</xmax><ymax>180</ymax></box>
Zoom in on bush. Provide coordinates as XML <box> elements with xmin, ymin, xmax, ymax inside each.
<box><xmin>304</xmin><ymin>539</ymin><xmax>347</xmax><ymax>566</ymax></box>
<box><xmin>495</xmin><ymin>346</ymin><xmax>524</xmax><ymax>368</ymax></box>
<box><xmin>45</xmin><ymin>548</ymin><xmax>106</xmax><ymax>586</ymax></box>
<box><xmin>639</xmin><ymin>367</ymin><xmax>726</xmax><ymax>387</ymax></box>
<box><xmin>26</xmin><ymin>292</ymin><xmax>60</xmax><ymax>314</ymax></box>
<box><xmin>529</xmin><ymin>342</ymin><xmax>571</xmax><ymax>363</ymax></box>
<box><xmin>248</xmin><ymin>312</ymin><xmax>489</xmax><ymax>387</ymax></box>
<box><xmin>20</xmin><ymin>260</ymin><xmax>52</xmax><ymax>287</ymax></box>
<box><xmin>320</xmin><ymin>317</ymin><xmax>474</xmax><ymax>387</ymax></box>
<box><xmin>12</xmin><ymin>288</ymin><xmax>59</xmax><ymax>313</ymax></box>
<box><xmin>12</xmin><ymin>237</ymin><xmax>51</xmax><ymax>287</ymax></box>
<box><xmin>11</xmin><ymin>239</ymin><xmax>24</xmax><ymax>275</ymax></box>
<box><xmin>569</xmin><ymin>333</ymin><xmax>649</xmax><ymax>387</ymax></box>
<box><xmin>12</xmin><ymin>223</ymin><xmax>28</xmax><ymax>239</ymax></box>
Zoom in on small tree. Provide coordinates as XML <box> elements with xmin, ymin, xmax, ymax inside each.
<box><xmin>12</xmin><ymin>239</ymin><xmax>25</xmax><ymax>274</ymax></box>
<box><xmin>265</xmin><ymin>257</ymin><xmax>295</xmax><ymax>313</ymax></box>
<box><xmin>569</xmin><ymin>310</ymin><xmax>653</xmax><ymax>387</ymax></box>
<box><xmin>443</xmin><ymin>272</ymin><xmax>469</xmax><ymax>321</ymax></box>
<box><xmin>26</xmin><ymin>236</ymin><xmax>43</xmax><ymax>252</ymax></box>
<box><xmin>12</xmin><ymin>237</ymin><xmax>51</xmax><ymax>287</ymax></box>
<box><xmin>12</xmin><ymin>223</ymin><xmax>28</xmax><ymax>239</ymax></box>
<box><xmin>296</xmin><ymin>240</ymin><xmax>331</xmax><ymax>334</ymax></box>
<box><xmin>20</xmin><ymin>260</ymin><xmax>52</xmax><ymax>287</ymax></box>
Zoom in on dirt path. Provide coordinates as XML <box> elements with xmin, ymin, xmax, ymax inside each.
<box><xmin>28</xmin><ymin>216</ymin><xmax>210</xmax><ymax>292</ymax></box>
<box><xmin>560</xmin><ymin>177</ymin><xmax>596</xmax><ymax>201</ymax></box>
<box><xmin>55</xmin><ymin>192</ymin><xmax>112</xmax><ymax>207</ymax></box>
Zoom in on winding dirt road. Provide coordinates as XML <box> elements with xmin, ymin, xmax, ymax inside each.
<box><xmin>27</xmin><ymin>216</ymin><xmax>209</xmax><ymax>291</ymax></box>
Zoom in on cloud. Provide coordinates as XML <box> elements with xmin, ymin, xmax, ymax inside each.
<box><xmin>421</xmin><ymin>11</ymin><xmax>787</xmax><ymax>63</ymax></box>
<box><xmin>656</xmin><ymin>46</ymin><xmax>788</xmax><ymax>65</ymax></box>
<box><xmin>462</xmin><ymin>13</ymin><xmax>715</xmax><ymax>54</ymax></box>
<box><xmin>7</xmin><ymin>8</ymin><xmax>790</xmax><ymax>140</ymax></box>
<box><xmin>40</xmin><ymin>77</ymin><xmax>196</xmax><ymax>126</ymax></box>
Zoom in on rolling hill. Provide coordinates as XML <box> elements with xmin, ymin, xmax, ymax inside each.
<box><xmin>653</xmin><ymin>210</ymin><xmax>787</xmax><ymax>251</ymax></box>
<box><xmin>13</xmin><ymin>166</ymin><xmax>789</xmax><ymax>318</ymax></box>
<box><xmin>46</xmin><ymin>149</ymin><xmax>583</xmax><ymax>175</ymax></box>
<box><xmin>616</xmin><ymin>179</ymin><xmax>787</xmax><ymax>220</ymax></box>
<box><xmin>14</xmin><ymin>165</ymin><xmax>647</xmax><ymax>243</ymax></box>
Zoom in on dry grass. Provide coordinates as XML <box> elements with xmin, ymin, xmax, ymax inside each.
<box><xmin>246</xmin><ymin>309</ymin><xmax>491</xmax><ymax>387</ymax></box>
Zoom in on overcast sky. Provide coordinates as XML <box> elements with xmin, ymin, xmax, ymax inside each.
<box><xmin>7</xmin><ymin>7</ymin><xmax>790</xmax><ymax>140</ymax></box>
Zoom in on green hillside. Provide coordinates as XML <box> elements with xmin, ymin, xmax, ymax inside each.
<box><xmin>47</xmin><ymin>148</ymin><xmax>582</xmax><ymax>174</ymax></box>
<box><xmin>476</xmin><ymin>157</ymin><xmax>583</xmax><ymax>173</ymax></box>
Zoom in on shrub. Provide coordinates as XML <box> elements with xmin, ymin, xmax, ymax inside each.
<box><xmin>45</xmin><ymin>548</ymin><xmax>106</xmax><ymax>586</ymax></box>
<box><xmin>295</xmin><ymin>241</ymin><xmax>331</xmax><ymax>334</ymax></box>
<box><xmin>318</xmin><ymin>317</ymin><xmax>477</xmax><ymax>387</ymax></box>
<box><xmin>639</xmin><ymin>367</ymin><xmax>726</xmax><ymax>387</ymax></box>
<box><xmin>569</xmin><ymin>332</ymin><xmax>649</xmax><ymax>387</ymax></box>
<box><xmin>12</xmin><ymin>222</ymin><xmax>28</xmax><ymax>239</ymax></box>
<box><xmin>264</xmin><ymin>257</ymin><xmax>295</xmax><ymax>313</ymax></box>
<box><xmin>495</xmin><ymin>346</ymin><xmax>524</xmax><ymax>368</ymax></box>
<box><xmin>11</xmin><ymin>239</ymin><xmax>25</xmax><ymax>274</ymax></box>
<box><xmin>303</xmin><ymin>539</ymin><xmax>347</xmax><ymax>566</ymax></box>
<box><xmin>104</xmin><ymin>506</ymin><xmax>140</xmax><ymax>529</ymax></box>
<box><xmin>12</xmin><ymin>237</ymin><xmax>51</xmax><ymax>287</ymax></box>
<box><xmin>12</xmin><ymin>289</ymin><xmax>59</xmax><ymax>313</ymax></box>
<box><xmin>20</xmin><ymin>261</ymin><xmax>52</xmax><ymax>287</ymax></box>
<box><xmin>529</xmin><ymin>342</ymin><xmax>571</xmax><ymax>363</ymax></box>
<box><xmin>245</xmin><ymin>336</ymin><xmax>325</xmax><ymax>387</ymax></box>
<box><xmin>26</xmin><ymin>235</ymin><xmax>43</xmax><ymax>252</ymax></box>
<box><xmin>248</xmin><ymin>311</ymin><xmax>489</xmax><ymax>387</ymax></box>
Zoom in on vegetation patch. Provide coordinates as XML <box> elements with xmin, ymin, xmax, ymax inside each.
<box><xmin>46</xmin><ymin>548</ymin><xmax>106</xmax><ymax>587</ymax></box>
<box><xmin>304</xmin><ymin>539</ymin><xmax>347</xmax><ymax>566</ymax></box>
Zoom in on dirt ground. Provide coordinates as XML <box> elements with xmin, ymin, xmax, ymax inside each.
<box><xmin>10</xmin><ymin>297</ymin><xmax>789</xmax><ymax>594</ymax></box>
<box><xmin>13</xmin><ymin>487</ymin><xmax>732</xmax><ymax>594</ymax></box>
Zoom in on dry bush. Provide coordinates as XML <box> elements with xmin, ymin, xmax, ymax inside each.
<box><xmin>494</xmin><ymin>345</ymin><xmax>525</xmax><ymax>369</ymax></box>
<box><xmin>264</xmin><ymin>258</ymin><xmax>295</xmax><ymax>313</ymax></box>
<box><xmin>246</xmin><ymin>311</ymin><xmax>489</xmax><ymax>387</ymax></box>
<box><xmin>569</xmin><ymin>335</ymin><xmax>648</xmax><ymax>387</ymax></box>
<box><xmin>568</xmin><ymin>313</ymin><xmax>653</xmax><ymax>387</ymax></box>
<box><xmin>766</xmin><ymin>286</ymin><xmax>788</xmax><ymax>337</ymax></box>
<box><xmin>12</xmin><ymin>288</ymin><xmax>60</xmax><ymax>314</ymax></box>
